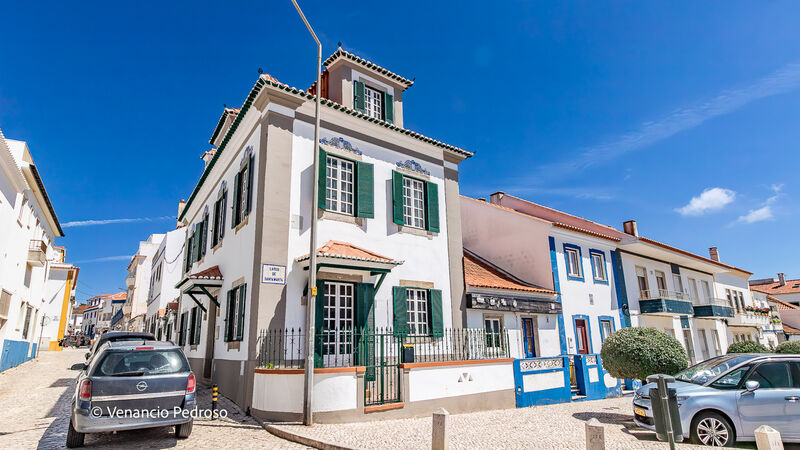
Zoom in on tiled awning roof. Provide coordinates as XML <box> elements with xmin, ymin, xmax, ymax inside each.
<box><xmin>464</xmin><ymin>250</ymin><xmax>557</xmax><ymax>295</ymax></box>
<box><xmin>323</xmin><ymin>47</ymin><xmax>414</xmax><ymax>88</ymax></box>
<box><xmin>296</xmin><ymin>240</ymin><xmax>403</xmax><ymax>265</ymax></box>
<box><xmin>188</xmin><ymin>266</ymin><xmax>223</xmax><ymax>281</ymax></box>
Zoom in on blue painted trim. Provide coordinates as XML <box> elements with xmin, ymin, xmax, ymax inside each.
<box><xmin>521</xmin><ymin>317</ymin><xmax>536</xmax><ymax>358</ymax></box>
<box><xmin>588</xmin><ymin>249</ymin><xmax>609</xmax><ymax>285</ymax></box>
<box><xmin>562</xmin><ymin>243</ymin><xmax>585</xmax><ymax>282</ymax></box>
<box><xmin>597</xmin><ymin>315</ymin><xmax>616</xmax><ymax>342</ymax></box>
<box><xmin>610</xmin><ymin>250</ymin><xmax>631</xmax><ymax>328</ymax></box>
<box><xmin>549</xmin><ymin>237</ymin><xmax>568</xmax><ymax>355</ymax></box>
<box><xmin>513</xmin><ymin>356</ymin><xmax>572</xmax><ymax>406</ymax></box>
<box><xmin>572</xmin><ymin>314</ymin><xmax>594</xmax><ymax>354</ymax></box>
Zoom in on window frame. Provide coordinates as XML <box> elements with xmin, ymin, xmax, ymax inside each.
<box><xmin>406</xmin><ymin>288</ymin><xmax>430</xmax><ymax>336</ymax></box>
<box><xmin>402</xmin><ymin>176</ymin><xmax>426</xmax><ymax>229</ymax></box>
<box><xmin>325</xmin><ymin>155</ymin><xmax>355</xmax><ymax>215</ymax></box>
<box><xmin>563</xmin><ymin>244</ymin><xmax>584</xmax><ymax>281</ymax></box>
<box><xmin>588</xmin><ymin>249</ymin><xmax>608</xmax><ymax>284</ymax></box>
<box><xmin>363</xmin><ymin>84</ymin><xmax>383</xmax><ymax>120</ymax></box>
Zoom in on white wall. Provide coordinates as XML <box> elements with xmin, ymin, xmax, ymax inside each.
<box><xmin>147</xmin><ymin>228</ymin><xmax>185</xmax><ymax>336</ymax></box>
<box><xmin>407</xmin><ymin>361</ymin><xmax>514</xmax><ymax>402</ymax></box>
<box><xmin>251</xmin><ymin>371</ymin><xmax>357</xmax><ymax>413</ymax></box>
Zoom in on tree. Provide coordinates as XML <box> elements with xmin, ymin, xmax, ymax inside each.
<box><xmin>726</xmin><ymin>340</ymin><xmax>769</xmax><ymax>354</ymax></box>
<box><xmin>774</xmin><ymin>341</ymin><xmax>800</xmax><ymax>354</ymax></box>
<box><xmin>600</xmin><ymin>327</ymin><xmax>688</xmax><ymax>381</ymax></box>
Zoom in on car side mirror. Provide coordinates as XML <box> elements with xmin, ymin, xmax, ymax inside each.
<box><xmin>85</xmin><ymin>352</ymin><xmax>91</xmax><ymax>360</ymax></box>
<box><xmin>745</xmin><ymin>380</ymin><xmax>760</xmax><ymax>392</ymax></box>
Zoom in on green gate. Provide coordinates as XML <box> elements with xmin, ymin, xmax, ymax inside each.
<box><xmin>361</xmin><ymin>330</ymin><xmax>401</xmax><ymax>407</ymax></box>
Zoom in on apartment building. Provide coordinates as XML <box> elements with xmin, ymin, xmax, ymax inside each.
<box><xmin>120</xmin><ymin>234</ymin><xmax>164</xmax><ymax>331</ymax></box>
<box><xmin>144</xmin><ymin>228</ymin><xmax>185</xmax><ymax>339</ymax></box>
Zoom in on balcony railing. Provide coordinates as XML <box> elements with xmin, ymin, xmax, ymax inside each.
<box><xmin>27</xmin><ymin>240</ymin><xmax>47</xmax><ymax>266</ymax></box>
<box><xmin>28</xmin><ymin>240</ymin><xmax>46</xmax><ymax>252</ymax></box>
<box><xmin>692</xmin><ymin>298</ymin><xmax>734</xmax><ymax>308</ymax></box>
<box><xmin>640</xmin><ymin>289</ymin><xmax>692</xmax><ymax>301</ymax></box>
<box><xmin>257</xmin><ymin>327</ymin><xmax>510</xmax><ymax>369</ymax></box>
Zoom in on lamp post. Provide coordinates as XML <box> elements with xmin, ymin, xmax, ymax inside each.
<box><xmin>290</xmin><ymin>0</ymin><xmax>322</xmax><ymax>427</ymax></box>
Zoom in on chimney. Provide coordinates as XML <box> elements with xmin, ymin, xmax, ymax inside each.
<box><xmin>489</xmin><ymin>191</ymin><xmax>505</xmax><ymax>205</ymax></box>
<box><xmin>176</xmin><ymin>199</ymin><xmax>186</xmax><ymax>228</ymax></box>
<box><xmin>709</xmin><ymin>247</ymin><xmax>720</xmax><ymax>262</ymax></box>
<box><xmin>201</xmin><ymin>149</ymin><xmax>217</xmax><ymax>168</ymax></box>
<box><xmin>622</xmin><ymin>220</ymin><xmax>638</xmax><ymax>237</ymax></box>
<box><xmin>778</xmin><ymin>273</ymin><xmax>786</xmax><ymax>286</ymax></box>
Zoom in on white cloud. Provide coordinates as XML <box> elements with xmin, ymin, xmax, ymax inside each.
<box><xmin>734</xmin><ymin>184</ymin><xmax>783</xmax><ymax>225</ymax></box>
<box><xmin>535</xmin><ymin>61</ymin><xmax>800</xmax><ymax>178</ymax></box>
<box><xmin>676</xmin><ymin>188</ymin><xmax>736</xmax><ymax>216</ymax></box>
<box><xmin>73</xmin><ymin>255</ymin><xmax>133</xmax><ymax>264</ymax></box>
<box><xmin>63</xmin><ymin>215</ymin><xmax>173</xmax><ymax>228</ymax></box>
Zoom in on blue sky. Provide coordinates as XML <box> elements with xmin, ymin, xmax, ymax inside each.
<box><xmin>2</xmin><ymin>1</ymin><xmax>799</xmax><ymax>302</ymax></box>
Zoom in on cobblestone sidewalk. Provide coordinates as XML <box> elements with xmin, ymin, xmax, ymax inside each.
<box><xmin>271</xmin><ymin>396</ymin><xmax>759</xmax><ymax>450</ymax></box>
<box><xmin>0</xmin><ymin>348</ymin><xmax>305</xmax><ymax>449</ymax></box>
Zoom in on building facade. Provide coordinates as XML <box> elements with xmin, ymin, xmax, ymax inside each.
<box><xmin>174</xmin><ymin>47</ymin><xmax>474</xmax><ymax>419</ymax></box>
<box><xmin>0</xmin><ymin>130</ymin><xmax>76</xmax><ymax>371</ymax></box>
<box><xmin>120</xmin><ymin>234</ymin><xmax>164</xmax><ymax>331</ymax></box>
<box><xmin>145</xmin><ymin>228</ymin><xmax>185</xmax><ymax>339</ymax></box>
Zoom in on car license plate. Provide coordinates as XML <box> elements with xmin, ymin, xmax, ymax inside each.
<box><xmin>634</xmin><ymin>407</ymin><xmax>646</xmax><ymax>417</ymax></box>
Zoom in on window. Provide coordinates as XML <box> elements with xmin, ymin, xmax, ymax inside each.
<box><xmin>688</xmin><ymin>278</ymin><xmax>700</xmax><ymax>302</ymax></box>
<box><xmin>698</xmin><ymin>329</ymin><xmax>710</xmax><ymax>361</ymax></box>
<box><xmin>232</xmin><ymin>155</ymin><xmax>254</xmax><ymax>227</ymax></box>
<box><xmin>406</xmin><ymin>289</ymin><xmax>429</xmax><ymax>336</ymax></box>
<box><xmin>23</xmin><ymin>265</ymin><xmax>32</xmax><ymax>288</ymax></box>
<box><xmin>737</xmin><ymin>292</ymin><xmax>746</xmax><ymax>311</ymax></box>
<box><xmin>636</xmin><ymin>266</ymin><xmax>649</xmax><ymax>298</ymax></box>
<box><xmin>655</xmin><ymin>271</ymin><xmax>667</xmax><ymax>295</ymax></box>
<box><xmin>711</xmin><ymin>330</ymin><xmax>721</xmax><ymax>356</ymax></box>
<box><xmin>484</xmin><ymin>317</ymin><xmax>503</xmax><ymax>349</ymax></box>
<box><xmin>701</xmin><ymin>280</ymin><xmax>712</xmax><ymax>303</ymax></box>
<box><xmin>225</xmin><ymin>284</ymin><xmax>247</xmax><ymax>342</ymax></box>
<box><xmin>21</xmin><ymin>305</ymin><xmax>32</xmax><ymax>339</ymax></box>
<box><xmin>178</xmin><ymin>312</ymin><xmax>187</xmax><ymax>345</ymax></box>
<box><xmin>600</xmin><ymin>319</ymin><xmax>613</xmax><ymax>342</ymax></box>
<box><xmin>711</xmin><ymin>367</ymin><xmax>749</xmax><ymax>390</ymax></box>
<box><xmin>402</xmin><ymin>177</ymin><xmax>426</xmax><ymax>229</ymax></box>
<box><xmin>211</xmin><ymin>190</ymin><xmax>227</xmax><ymax>247</ymax></box>
<box><xmin>565</xmin><ymin>246</ymin><xmax>582</xmax><ymax>280</ymax></box>
<box><xmin>189</xmin><ymin>307</ymin><xmax>199</xmax><ymax>345</ymax></box>
<box><xmin>590</xmin><ymin>251</ymin><xmax>607</xmax><ymax>282</ymax></box>
<box><xmin>364</xmin><ymin>85</ymin><xmax>383</xmax><ymax>120</ymax></box>
<box><xmin>746</xmin><ymin>362</ymin><xmax>793</xmax><ymax>389</ymax></box>
<box><xmin>325</xmin><ymin>156</ymin><xmax>354</xmax><ymax>214</ymax></box>
<box><xmin>725</xmin><ymin>289</ymin><xmax>735</xmax><ymax>310</ymax></box>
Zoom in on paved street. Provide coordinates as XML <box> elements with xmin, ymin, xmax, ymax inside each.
<box><xmin>0</xmin><ymin>349</ymin><xmax>304</xmax><ymax>449</ymax></box>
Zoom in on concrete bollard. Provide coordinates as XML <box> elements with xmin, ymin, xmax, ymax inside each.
<box><xmin>585</xmin><ymin>418</ymin><xmax>605</xmax><ymax>450</ymax></box>
<box><xmin>432</xmin><ymin>407</ymin><xmax>449</xmax><ymax>450</ymax></box>
<box><xmin>754</xmin><ymin>425</ymin><xmax>784</xmax><ymax>450</ymax></box>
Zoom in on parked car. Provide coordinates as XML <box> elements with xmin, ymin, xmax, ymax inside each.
<box><xmin>67</xmin><ymin>340</ymin><xmax>196</xmax><ymax>447</ymax></box>
<box><xmin>633</xmin><ymin>354</ymin><xmax>800</xmax><ymax>446</ymax></box>
<box><xmin>85</xmin><ymin>331</ymin><xmax>155</xmax><ymax>363</ymax></box>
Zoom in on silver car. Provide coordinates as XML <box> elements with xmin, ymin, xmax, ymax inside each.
<box><xmin>633</xmin><ymin>354</ymin><xmax>800</xmax><ymax>446</ymax></box>
<box><xmin>67</xmin><ymin>341</ymin><xmax>197</xmax><ymax>447</ymax></box>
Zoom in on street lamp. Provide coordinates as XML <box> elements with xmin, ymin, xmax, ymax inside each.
<box><xmin>290</xmin><ymin>0</ymin><xmax>322</xmax><ymax>427</ymax></box>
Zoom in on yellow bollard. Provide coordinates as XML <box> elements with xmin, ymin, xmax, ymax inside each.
<box><xmin>212</xmin><ymin>384</ymin><xmax>218</xmax><ymax>420</ymax></box>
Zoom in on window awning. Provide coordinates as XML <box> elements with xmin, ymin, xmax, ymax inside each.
<box><xmin>296</xmin><ymin>240</ymin><xmax>403</xmax><ymax>273</ymax></box>
<box><xmin>176</xmin><ymin>266</ymin><xmax>224</xmax><ymax>312</ymax></box>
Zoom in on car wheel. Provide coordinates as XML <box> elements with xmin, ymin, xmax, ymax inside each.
<box><xmin>175</xmin><ymin>419</ymin><xmax>193</xmax><ymax>439</ymax></box>
<box><xmin>66</xmin><ymin>417</ymin><xmax>85</xmax><ymax>448</ymax></box>
<box><xmin>691</xmin><ymin>411</ymin><xmax>735</xmax><ymax>447</ymax></box>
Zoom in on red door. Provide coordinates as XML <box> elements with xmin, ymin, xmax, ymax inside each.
<box><xmin>575</xmin><ymin>320</ymin><xmax>589</xmax><ymax>355</ymax></box>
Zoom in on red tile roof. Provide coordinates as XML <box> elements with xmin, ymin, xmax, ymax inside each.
<box><xmin>72</xmin><ymin>304</ymin><xmax>90</xmax><ymax>315</ymax></box>
<box><xmin>110</xmin><ymin>292</ymin><xmax>127</xmax><ymax>301</ymax></box>
<box><xmin>751</xmin><ymin>280</ymin><xmax>800</xmax><ymax>296</ymax></box>
<box><xmin>297</xmin><ymin>240</ymin><xmax>403</xmax><ymax>265</ymax></box>
<box><xmin>464</xmin><ymin>250</ymin><xmax>557</xmax><ymax>295</ymax></box>
<box><xmin>767</xmin><ymin>295</ymin><xmax>800</xmax><ymax>311</ymax></box>
<box><xmin>188</xmin><ymin>265</ymin><xmax>223</xmax><ymax>280</ymax></box>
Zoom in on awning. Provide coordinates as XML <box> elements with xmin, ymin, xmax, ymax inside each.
<box><xmin>296</xmin><ymin>240</ymin><xmax>403</xmax><ymax>292</ymax></box>
<box><xmin>176</xmin><ymin>266</ymin><xmax>224</xmax><ymax>312</ymax></box>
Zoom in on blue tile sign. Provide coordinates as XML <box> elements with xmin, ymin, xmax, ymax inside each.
<box><xmin>261</xmin><ymin>264</ymin><xmax>286</xmax><ymax>285</ymax></box>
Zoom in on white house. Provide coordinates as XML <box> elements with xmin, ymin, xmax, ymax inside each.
<box><xmin>81</xmin><ymin>295</ymin><xmax>107</xmax><ymax>336</ymax></box>
<box><xmin>120</xmin><ymin>234</ymin><xmax>164</xmax><ymax>331</ymax></box>
<box><xmin>172</xmin><ymin>47</ymin><xmax>513</xmax><ymax>422</ymax></box>
<box><xmin>0</xmin><ymin>130</ymin><xmax>77</xmax><ymax>371</ymax></box>
<box><xmin>145</xmin><ymin>227</ymin><xmax>185</xmax><ymax>339</ymax></box>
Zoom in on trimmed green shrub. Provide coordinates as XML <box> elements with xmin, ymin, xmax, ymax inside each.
<box><xmin>774</xmin><ymin>341</ymin><xmax>800</xmax><ymax>354</ymax></box>
<box><xmin>600</xmin><ymin>327</ymin><xmax>688</xmax><ymax>381</ymax></box>
<box><xmin>726</xmin><ymin>340</ymin><xmax>769</xmax><ymax>354</ymax></box>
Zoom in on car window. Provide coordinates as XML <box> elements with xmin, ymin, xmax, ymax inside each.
<box><xmin>792</xmin><ymin>362</ymin><xmax>800</xmax><ymax>388</ymax></box>
<box><xmin>94</xmin><ymin>349</ymin><xmax>189</xmax><ymax>376</ymax></box>
<box><xmin>711</xmin><ymin>367</ymin><xmax>749</xmax><ymax>390</ymax></box>
<box><xmin>746</xmin><ymin>362</ymin><xmax>793</xmax><ymax>389</ymax></box>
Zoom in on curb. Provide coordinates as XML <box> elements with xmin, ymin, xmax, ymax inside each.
<box><xmin>262</xmin><ymin>423</ymin><xmax>355</xmax><ymax>450</ymax></box>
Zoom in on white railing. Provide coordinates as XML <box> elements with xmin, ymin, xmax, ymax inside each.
<box><xmin>692</xmin><ymin>298</ymin><xmax>733</xmax><ymax>308</ymax></box>
<box><xmin>639</xmin><ymin>289</ymin><xmax>691</xmax><ymax>301</ymax></box>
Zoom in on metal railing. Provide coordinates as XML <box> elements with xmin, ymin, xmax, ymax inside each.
<box><xmin>257</xmin><ymin>327</ymin><xmax>510</xmax><ymax>369</ymax></box>
<box><xmin>639</xmin><ymin>289</ymin><xmax>691</xmax><ymax>301</ymax></box>
<box><xmin>692</xmin><ymin>298</ymin><xmax>734</xmax><ymax>308</ymax></box>
<box><xmin>28</xmin><ymin>240</ymin><xmax>46</xmax><ymax>252</ymax></box>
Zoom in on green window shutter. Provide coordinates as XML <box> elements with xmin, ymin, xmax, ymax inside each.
<box><xmin>189</xmin><ymin>308</ymin><xmax>196</xmax><ymax>344</ymax></box>
<box><xmin>194</xmin><ymin>308</ymin><xmax>202</xmax><ymax>345</ymax></box>
<box><xmin>317</xmin><ymin>148</ymin><xmax>327</xmax><ymax>210</ymax></box>
<box><xmin>232</xmin><ymin>172</ymin><xmax>241</xmax><ymax>227</ymax></box>
<box><xmin>355</xmin><ymin>282</ymin><xmax>375</xmax><ymax>380</ymax></box>
<box><xmin>355</xmin><ymin>283</ymin><xmax>375</xmax><ymax>331</ymax></box>
<box><xmin>425</xmin><ymin>181</ymin><xmax>440</xmax><ymax>232</ymax></box>
<box><xmin>356</xmin><ymin>161</ymin><xmax>374</xmax><ymax>218</ymax></box>
<box><xmin>383</xmin><ymin>92</ymin><xmax>394</xmax><ymax>124</ymax></box>
<box><xmin>178</xmin><ymin>313</ymin><xmax>185</xmax><ymax>345</ymax></box>
<box><xmin>429</xmin><ymin>289</ymin><xmax>444</xmax><ymax>337</ymax></box>
<box><xmin>392</xmin><ymin>171</ymin><xmax>405</xmax><ymax>225</ymax></box>
<box><xmin>392</xmin><ymin>286</ymin><xmax>408</xmax><ymax>337</ymax></box>
<box><xmin>224</xmin><ymin>290</ymin><xmax>232</xmax><ymax>342</ymax></box>
<box><xmin>220</xmin><ymin>190</ymin><xmax>227</xmax><ymax>238</ymax></box>
<box><xmin>246</xmin><ymin>155</ymin><xmax>254</xmax><ymax>214</ymax></box>
<box><xmin>236</xmin><ymin>284</ymin><xmax>246</xmax><ymax>341</ymax></box>
<box><xmin>353</xmin><ymin>80</ymin><xmax>365</xmax><ymax>113</ymax></box>
<box><xmin>313</xmin><ymin>279</ymin><xmax>326</xmax><ymax>368</ymax></box>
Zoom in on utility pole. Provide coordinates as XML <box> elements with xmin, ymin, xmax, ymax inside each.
<box><xmin>290</xmin><ymin>0</ymin><xmax>322</xmax><ymax>427</ymax></box>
